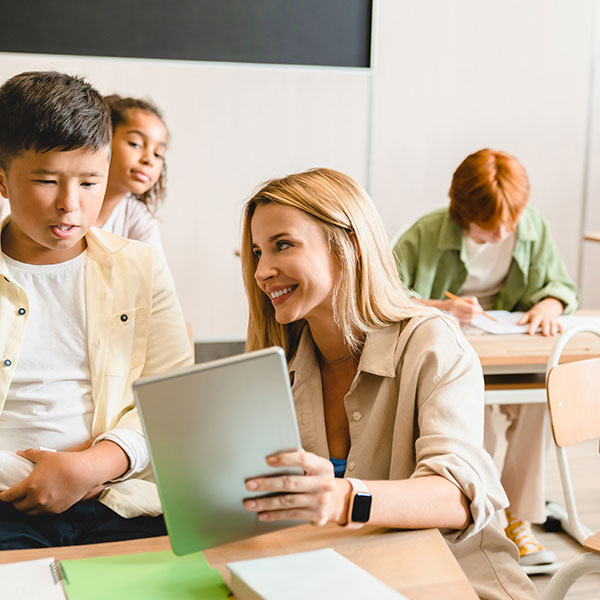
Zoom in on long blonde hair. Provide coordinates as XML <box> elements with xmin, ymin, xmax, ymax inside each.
<box><xmin>241</xmin><ymin>168</ymin><xmax>428</xmax><ymax>358</ymax></box>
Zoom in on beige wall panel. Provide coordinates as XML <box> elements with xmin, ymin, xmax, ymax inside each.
<box><xmin>371</xmin><ymin>0</ymin><xmax>593</xmax><ymax>288</ymax></box>
<box><xmin>580</xmin><ymin>3</ymin><xmax>600</xmax><ymax>307</ymax></box>
<box><xmin>0</xmin><ymin>53</ymin><xmax>371</xmax><ymax>339</ymax></box>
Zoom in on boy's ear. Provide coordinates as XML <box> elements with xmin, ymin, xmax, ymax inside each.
<box><xmin>0</xmin><ymin>167</ymin><xmax>8</xmax><ymax>199</ymax></box>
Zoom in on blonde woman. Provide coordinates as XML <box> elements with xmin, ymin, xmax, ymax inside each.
<box><xmin>240</xmin><ymin>168</ymin><xmax>536</xmax><ymax>600</ymax></box>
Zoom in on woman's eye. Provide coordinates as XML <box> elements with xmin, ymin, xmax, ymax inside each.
<box><xmin>154</xmin><ymin>152</ymin><xmax>165</xmax><ymax>160</ymax></box>
<box><xmin>253</xmin><ymin>249</ymin><xmax>262</xmax><ymax>259</ymax></box>
<box><xmin>128</xmin><ymin>141</ymin><xmax>141</xmax><ymax>149</ymax></box>
<box><xmin>81</xmin><ymin>182</ymin><xmax>97</xmax><ymax>188</ymax></box>
<box><xmin>276</xmin><ymin>241</ymin><xmax>291</xmax><ymax>251</ymax></box>
<box><xmin>34</xmin><ymin>179</ymin><xmax>56</xmax><ymax>185</ymax></box>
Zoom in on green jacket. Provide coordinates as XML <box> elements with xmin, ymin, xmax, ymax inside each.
<box><xmin>393</xmin><ymin>206</ymin><xmax>579</xmax><ymax>313</ymax></box>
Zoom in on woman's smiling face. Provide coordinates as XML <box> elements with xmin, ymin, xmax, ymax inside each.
<box><xmin>251</xmin><ymin>202</ymin><xmax>339</xmax><ymax>326</ymax></box>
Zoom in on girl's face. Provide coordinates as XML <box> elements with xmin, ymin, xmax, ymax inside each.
<box><xmin>108</xmin><ymin>109</ymin><xmax>167</xmax><ymax>196</ymax></box>
<box><xmin>251</xmin><ymin>203</ymin><xmax>339</xmax><ymax>326</ymax></box>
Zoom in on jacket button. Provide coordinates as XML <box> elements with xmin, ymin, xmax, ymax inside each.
<box><xmin>352</xmin><ymin>411</ymin><xmax>362</xmax><ymax>421</ymax></box>
<box><xmin>120</xmin><ymin>314</ymin><xmax>128</xmax><ymax>322</ymax></box>
<box><xmin>18</xmin><ymin>308</ymin><xmax>26</xmax><ymax>315</ymax></box>
<box><xmin>3</xmin><ymin>359</ymin><xmax>12</xmax><ymax>367</ymax></box>
<box><xmin>348</xmin><ymin>461</ymin><xmax>355</xmax><ymax>471</ymax></box>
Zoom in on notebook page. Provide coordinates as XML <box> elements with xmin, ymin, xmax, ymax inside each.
<box><xmin>0</xmin><ymin>557</ymin><xmax>66</xmax><ymax>599</ymax></box>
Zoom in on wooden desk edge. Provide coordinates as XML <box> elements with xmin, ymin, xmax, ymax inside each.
<box><xmin>0</xmin><ymin>526</ymin><xmax>477</xmax><ymax>599</ymax></box>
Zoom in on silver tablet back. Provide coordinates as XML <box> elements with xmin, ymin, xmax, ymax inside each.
<box><xmin>133</xmin><ymin>346</ymin><xmax>303</xmax><ymax>555</ymax></box>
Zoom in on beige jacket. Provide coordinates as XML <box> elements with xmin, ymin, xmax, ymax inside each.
<box><xmin>289</xmin><ymin>315</ymin><xmax>537</xmax><ymax>600</ymax></box>
<box><xmin>0</xmin><ymin>224</ymin><xmax>193</xmax><ymax>518</ymax></box>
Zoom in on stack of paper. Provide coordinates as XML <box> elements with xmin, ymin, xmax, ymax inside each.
<box><xmin>227</xmin><ymin>547</ymin><xmax>407</xmax><ymax>599</ymax></box>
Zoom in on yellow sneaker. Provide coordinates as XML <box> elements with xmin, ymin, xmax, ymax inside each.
<box><xmin>505</xmin><ymin>510</ymin><xmax>556</xmax><ymax>568</ymax></box>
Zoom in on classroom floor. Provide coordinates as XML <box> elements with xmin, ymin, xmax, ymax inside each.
<box><xmin>489</xmin><ymin>409</ymin><xmax>600</xmax><ymax>599</ymax></box>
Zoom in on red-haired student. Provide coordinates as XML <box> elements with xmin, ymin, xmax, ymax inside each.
<box><xmin>393</xmin><ymin>148</ymin><xmax>578</xmax><ymax>571</ymax></box>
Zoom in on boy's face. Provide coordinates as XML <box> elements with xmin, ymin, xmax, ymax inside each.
<box><xmin>0</xmin><ymin>146</ymin><xmax>110</xmax><ymax>264</ymax></box>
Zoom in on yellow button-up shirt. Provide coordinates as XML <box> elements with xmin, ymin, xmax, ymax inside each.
<box><xmin>0</xmin><ymin>223</ymin><xmax>193</xmax><ymax>518</ymax></box>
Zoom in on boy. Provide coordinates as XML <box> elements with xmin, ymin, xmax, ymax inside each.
<box><xmin>0</xmin><ymin>71</ymin><xmax>193</xmax><ymax>548</ymax></box>
<box><xmin>393</xmin><ymin>148</ymin><xmax>578</xmax><ymax>572</ymax></box>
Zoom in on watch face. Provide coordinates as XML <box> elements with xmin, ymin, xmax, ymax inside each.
<box><xmin>351</xmin><ymin>492</ymin><xmax>372</xmax><ymax>523</ymax></box>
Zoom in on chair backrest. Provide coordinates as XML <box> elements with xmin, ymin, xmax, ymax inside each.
<box><xmin>546</xmin><ymin>357</ymin><xmax>600</xmax><ymax>448</ymax></box>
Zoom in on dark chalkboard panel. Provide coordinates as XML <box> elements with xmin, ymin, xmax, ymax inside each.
<box><xmin>0</xmin><ymin>0</ymin><xmax>372</xmax><ymax>68</ymax></box>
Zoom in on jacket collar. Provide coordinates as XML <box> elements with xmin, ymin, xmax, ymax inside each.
<box><xmin>437</xmin><ymin>212</ymin><xmax>463</xmax><ymax>251</ymax></box>
<box><xmin>436</xmin><ymin>205</ymin><xmax>538</xmax><ymax>248</ymax></box>
<box><xmin>289</xmin><ymin>321</ymin><xmax>401</xmax><ymax>382</ymax></box>
<box><xmin>515</xmin><ymin>206</ymin><xmax>537</xmax><ymax>242</ymax></box>
<box><xmin>0</xmin><ymin>217</ymin><xmax>123</xmax><ymax>273</ymax></box>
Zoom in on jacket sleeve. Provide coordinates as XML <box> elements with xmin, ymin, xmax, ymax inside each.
<box><xmin>392</xmin><ymin>225</ymin><xmax>422</xmax><ymax>298</ymax></box>
<box><xmin>406</xmin><ymin>316</ymin><xmax>508</xmax><ymax>542</ymax></box>
<box><xmin>526</xmin><ymin>218</ymin><xmax>579</xmax><ymax>313</ymax></box>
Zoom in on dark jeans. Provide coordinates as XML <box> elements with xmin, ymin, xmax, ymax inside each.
<box><xmin>0</xmin><ymin>500</ymin><xmax>167</xmax><ymax>550</ymax></box>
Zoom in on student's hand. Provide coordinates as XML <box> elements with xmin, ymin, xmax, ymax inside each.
<box><xmin>518</xmin><ymin>297</ymin><xmax>564</xmax><ymax>336</ymax></box>
<box><xmin>443</xmin><ymin>296</ymin><xmax>484</xmax><ymax>326</ymax></box>
<box><xmin>243</xmin><ymin>450</ymin><xmax>351</xmax><ymax>526</ymax></box>
<box><xmin>0</xmin><ymin>449</ymin><xmax>99</xmax><ymax>515</ymax></box>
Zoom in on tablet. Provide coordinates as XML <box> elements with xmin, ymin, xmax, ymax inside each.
<box><xmin>133</xmin><ymin>346</ymin><xmax>304</xmax><ymax>555</ymax></box>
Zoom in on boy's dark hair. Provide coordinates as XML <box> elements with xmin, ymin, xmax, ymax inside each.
<box><xmin>0</xmin><ymin>71</ymin><xmax>111</xmax><ymax>169</ymax></box>
<box><xmin>105</xmin><ymin>94</ymin><xmax>167</xmax><ymax>213</ymax></box>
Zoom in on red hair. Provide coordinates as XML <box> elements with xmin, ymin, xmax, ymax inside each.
<box><xmin>449</xmin><ymin>149</ymin><xmax>530</xmax><ymax>230</ymax></box>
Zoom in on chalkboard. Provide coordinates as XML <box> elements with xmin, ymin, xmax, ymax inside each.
<box><xmin>0</xmin><ymin>0</ymin><xmax>372</xmax><ymax>68</ymax></box>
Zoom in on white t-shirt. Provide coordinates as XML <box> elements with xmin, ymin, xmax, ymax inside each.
<box><xmin>0</xmin><ymin>251</ymin><xmax>148</xmax><ymax>490</ymax></box>
<box><xmin>102</xmin><ymin>196</ymin><xmax>166</xmax><ymax>256</ymax></box>
<box><xmin>460</xmin><ymin>233</ymin><xmax>517</xmax><ymax>310</ymax></box>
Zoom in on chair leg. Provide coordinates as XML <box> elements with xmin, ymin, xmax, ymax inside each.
<box><xmin>543</xmin><ymin>553</ymin><xmax>600</xmax><ymax>600</ymax></box>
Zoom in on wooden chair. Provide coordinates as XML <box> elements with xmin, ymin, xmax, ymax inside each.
<box><xmin>544</xmin><ymin>323</ymin><xmax>600</xmax><ymax>544</ymax></box>
<box><xmin>542</xmin><ymin>334</ymin><xmax>600</xmax><ymax>598</ymax></box>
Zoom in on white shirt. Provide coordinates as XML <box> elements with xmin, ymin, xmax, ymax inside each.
<box><xmin>0</xmin><ymin>251</ymin><xmax>148</xmax><ymax>490</ymax></box>
<box><xmin>460</xmin><ymin>233</ymin><xmax>516</xmax><ymax>310</ymax></box>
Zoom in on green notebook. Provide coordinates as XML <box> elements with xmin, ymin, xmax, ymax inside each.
<box><xmin>60</xmin><ymin>550</ymin><xmax>231</xmax><ymax>600</ymax></box>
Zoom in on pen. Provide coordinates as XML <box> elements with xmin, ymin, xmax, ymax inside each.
<box><xmin>444</xmin><ymin>291</ymin><xmax>499</xmax><ymax>323</ymax></box>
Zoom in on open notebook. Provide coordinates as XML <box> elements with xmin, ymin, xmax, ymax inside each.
<box><xmin>0</xmin><ymin>551</ymin><xmax>229</xmax><ymax>600</ymax></box>
<box><xmin>470</xmin><ymin>311</ymin><xmax>600</xmax><ymax>335</ymax></box>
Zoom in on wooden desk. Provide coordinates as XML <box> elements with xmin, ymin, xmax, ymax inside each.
<box><xmin>468</xmin><ymin>330</ymin><xmax>600</xmax><ymax>375</ymax></box>
<box><xmin>584</xmin><ymin>231</ymin><xmax>600</xmax><ymax>242</ymax></box>
<box><xmin>0</xmin><ymin>525</ymin><xmax>477</xmax><ymax>599</ymax></box>
<box><xmin>466</xmin><ymin>315</ymin><xmax>600</xmax><ymax>404</ymax></box>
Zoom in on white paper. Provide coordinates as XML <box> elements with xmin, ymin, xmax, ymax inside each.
<box><xmin>0</xmin><ymin>557</ymin><xmax>66</xmax><ymax>599</ymax></box>
<box><xmin>471</xmin><ymin>311</ymin><xmax>529</xmax><ymax>334</ymax></box>
<box><xmin>470</xmin><ymin>311</ymin><xmax>600</xmax><ymax>335</ymax></box>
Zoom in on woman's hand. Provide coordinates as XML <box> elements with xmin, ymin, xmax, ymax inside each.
<box><xmin>243</xmin><ymin>450</ymin><xmax>351</xmax><ymax>526</ymax></box>
<box><xmin>518</xmin><ymin>297</ymin><xmax>564</xmax><ymax>336</ymax></box>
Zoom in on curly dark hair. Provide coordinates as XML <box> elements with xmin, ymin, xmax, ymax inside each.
<box><xmin>104</xmin><ymin>94</ymin><xmax>167</xmax><ymax>213</ymax></box>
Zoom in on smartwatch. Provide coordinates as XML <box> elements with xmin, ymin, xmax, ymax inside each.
<box><xmin>341</xmin><ymin>478</ymin><xmax>372</xmax><ymax>529</ymax></box>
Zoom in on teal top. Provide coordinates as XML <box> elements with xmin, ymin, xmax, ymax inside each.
<box><xmin>392</xmin><ymin>206</ymin><xmax>579</xmax><ymax>313</ymax></box>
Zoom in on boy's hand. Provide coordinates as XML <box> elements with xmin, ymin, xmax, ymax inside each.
<box><xmin>0</xmin><ymin>449</ymin><xmax>98</xmax><ymax>515</ymax></box>
<box><xmin>444</xmin><ymin>296</ymin><xmax>484</xmax><ymax>326</ymax></box>
<box><xmin>518</xmin><ymin>297</ymin><xmax>564</xmax><ymax>336</ymax></box>
<box><xmin>0</xmin><ymin>440</ymin><xmax>129</xmax><ymax>515</ymax></box>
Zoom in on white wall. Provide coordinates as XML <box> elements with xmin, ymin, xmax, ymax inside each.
<box><xmin>0</xmin><ymin>55</ymin><xmax>371</xmax><ymax>339</ymax></box>
<box><xmin>1</xmin><ymin>0</ymin><xmax>599</xmax><ymax>337</ymax></box>
<box><xmin>371</xmin><ymin>0</ymin><xmax>594</xmax><ymax>281</ymax></box>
